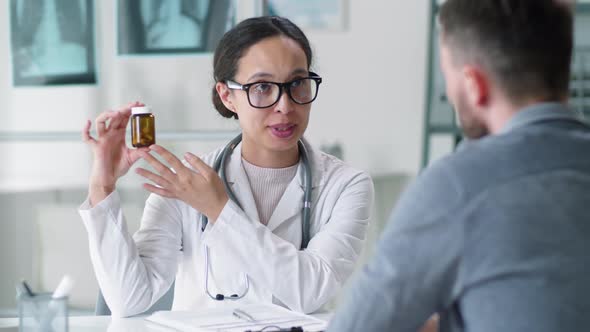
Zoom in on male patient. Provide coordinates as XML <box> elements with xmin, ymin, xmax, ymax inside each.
<box><xmin>328</xmin><ymin>0</ymin><xmax>590</xmax><ymax>331</ymax></box>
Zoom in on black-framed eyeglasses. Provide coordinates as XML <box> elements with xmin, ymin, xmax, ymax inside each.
<box><xmin>226</xmin><ymin>72</ymin><xmax>322</xmax><ymax>109</ymax></box>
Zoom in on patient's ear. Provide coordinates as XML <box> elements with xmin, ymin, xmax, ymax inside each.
<box><xmin>418</xmin><ymin>315</ymin><xmax>439</xmax><ymax>332</ymax></box>
<box><xmin>463</xmin><ymin>66</ymin><xmax>490</xmax><ymax>108</ymax></box>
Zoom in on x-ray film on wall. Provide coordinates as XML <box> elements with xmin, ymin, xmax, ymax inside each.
<box><xmin>118</xmin><ymin>0</ymin><xmax>236</xmax><ymax>55</ymax></box>
<box><xmin>264</xmin><ymin>0</ymin><xmax>347</xmax><ymax>31</ymax></box>
<box><xmin>10</xmin><ymin>0</ymin><xmax>97</xmax><ymax>86</ymax></box>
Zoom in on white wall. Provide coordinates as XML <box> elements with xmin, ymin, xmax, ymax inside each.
<box><xmin>0</xmin><ymin>0</ymin><xmax>430</xmax><ymax>191</ymax></box>
<box><xmin>307</xmin><ymin>1</ymin><xmax>430</xmax><ymax>175</ymax></box>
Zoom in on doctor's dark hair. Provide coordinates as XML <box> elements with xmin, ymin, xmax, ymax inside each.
<box><xmin>438</xmin><ymin>0</ymin><xmax>573</xmax><ymax>103</ymax></box>
<box><xmin>211</xmin><ymin>16</ymin><xmax>313</xmax><ymax>119</ymax></box>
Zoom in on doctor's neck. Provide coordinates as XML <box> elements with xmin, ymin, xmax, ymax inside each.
<box><xmin>241</xmin><ymin>140</ymin><xmax>300</xmax><ymax>169</ymax></box>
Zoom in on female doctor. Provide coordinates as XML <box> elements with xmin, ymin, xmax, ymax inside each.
<box><xmin>79</xmin><ymin>16</ymin><xmax>374</xmax><ymax>317</ymax></box>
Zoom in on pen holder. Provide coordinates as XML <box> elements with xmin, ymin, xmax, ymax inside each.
<box><xmin>17</xmin><ymin>292</ymin><xmax>68</xmax><ymax>332</ymax></box>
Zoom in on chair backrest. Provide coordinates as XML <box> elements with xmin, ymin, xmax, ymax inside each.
<box><xmin>36</xmin><ymin>203</ymin><xmax>100</xmax><ymax>309</ymax></box>
<box><xmin>95</xmin><ymin>282</ymin><xmax>175</xmax><ymax>316</ymax></box>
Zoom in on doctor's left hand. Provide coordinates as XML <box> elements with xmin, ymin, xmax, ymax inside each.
<box><xmin>135</xmin><ymin>145</ymin><xmax>229</xmax><ymax>222</ymax></box>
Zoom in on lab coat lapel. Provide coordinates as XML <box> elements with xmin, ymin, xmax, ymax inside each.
<box><xmin>266</xmin><ymin>137</ymin><xmax>325</xmax><ymax>232</ymax></box>
<box><xmin>224</xmin><ymin>137</ymin><xmax>325</xmax><ymax>231</ymax></box>
<box><xmin>225</xmin><ymin>143</ymin><xmax>261</xmax><ymax>224</ymax></box>
<box><xmin>265</xmin><ymin>167</ymin><xmax>305</xmax><ymax>232</ymax></box>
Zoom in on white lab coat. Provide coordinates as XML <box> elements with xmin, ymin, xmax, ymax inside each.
<box><xmin>79</xmin><ymin>138</ymin><xmax>374</xmax><ymax>317</ymax></box>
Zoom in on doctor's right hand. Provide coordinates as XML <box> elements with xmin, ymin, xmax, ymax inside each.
<box><xmin>82</xmin><ymin>102</ymin><xmax>148</xmax><ymax>206</ymax></box>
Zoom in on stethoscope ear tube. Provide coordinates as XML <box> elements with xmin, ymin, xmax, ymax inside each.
<box><xmin>201</xmin><ymin>134</ymin><xmax>244</xmax><ymax>231</ymax></box>
<box><xmin>298</xmin><ymin>140</ymin><xmax>312</xmax><ymax>249</ymax></box>
<box><xmin>219</xmin><ymin>134</ymin><xmax>244</xmax><ymax>210</ymax></box>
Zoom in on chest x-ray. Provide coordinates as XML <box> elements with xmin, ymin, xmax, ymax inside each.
<box><xmin>118</xmin><ymin>0</ymin><xmax>236</xmax><ymax>54</ymax></box>
<box><xmin>10</xmin><ymin>0</ymin><xmax>96</xmax><ymax>86</ymax></box>
<box><xmin>264</xmin><ymin>0</ymin><xmax>346</xmax><ymax>31</ymax></box>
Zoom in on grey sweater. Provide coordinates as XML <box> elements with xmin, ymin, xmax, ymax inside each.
<box><xmin>328</xmin><ymin>103</ymin><xmax>590</xmax><ymax>332</ymax></box>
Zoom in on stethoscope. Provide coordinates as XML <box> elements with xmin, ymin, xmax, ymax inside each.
<box><xmin>201</xmin><ymin>133</ymin><xmax>313</xmax><ymax>301</ymax></box>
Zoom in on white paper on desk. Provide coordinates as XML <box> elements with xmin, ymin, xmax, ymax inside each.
<box><xmin>144</xmin><ymin>303</ymin><xmax>327</xmax><ymax>332</ymax></box>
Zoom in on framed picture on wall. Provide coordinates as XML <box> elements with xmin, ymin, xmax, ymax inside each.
<box><xmin>10</xmin><ymin>0</ymin><xmax>97</xmax><ymax>86</ymax></box>
<box><xmin>118</xmin><ymin>0</ymin><xmax>236</xmax><ymax>55</ymax></box>
<box><xmin>264</xmin><ymin>0</ymin><xmax>348</xmax><ymax>31</ymax></box>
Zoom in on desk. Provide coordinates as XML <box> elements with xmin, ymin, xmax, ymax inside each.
<box><xmin>0</xmin><ymin>313</ymin><xmax>332</xmax><ymax>331</ymax></box>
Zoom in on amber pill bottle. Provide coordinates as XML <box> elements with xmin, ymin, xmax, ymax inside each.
<box><xmin>130</xmin><ymin>106</ymin><xmax>156</xmax><ymax>148</ymax></box>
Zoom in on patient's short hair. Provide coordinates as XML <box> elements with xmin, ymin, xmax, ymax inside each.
<box><xmin>439</xmin><ymin>0</ymin><xmax>573</xmax><ymax>103</ymax></box>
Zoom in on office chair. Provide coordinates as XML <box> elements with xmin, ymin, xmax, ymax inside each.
<box><xmin>95</xmin><ymin>282</ymin><xmax>175</xmax><ymax>316</ymax></box>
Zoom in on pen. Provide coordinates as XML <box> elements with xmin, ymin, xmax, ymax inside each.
<box><xmin>232</xmin><ymin>308</ymin><xmax>255</xmax><ymax>322</ymax></box>
<box><xmin>17</xmin><ymin>280</ymin><xmax>39</xmax><ymax>324</ymax></box>
<box><xmin>20</xmin><ymin>280</ymin><xmax>35</xmax><ymax>297</ymax></box>
<box><xmin>51</xmin><ymin>275</ymin><xmax>74</xmax><ymax>299</ymax></box>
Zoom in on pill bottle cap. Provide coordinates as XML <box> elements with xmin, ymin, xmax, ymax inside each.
<box><xmin>131</xmin><ymin>106</ymin><xmax>151</xmax><ymax>115</ymax></box>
